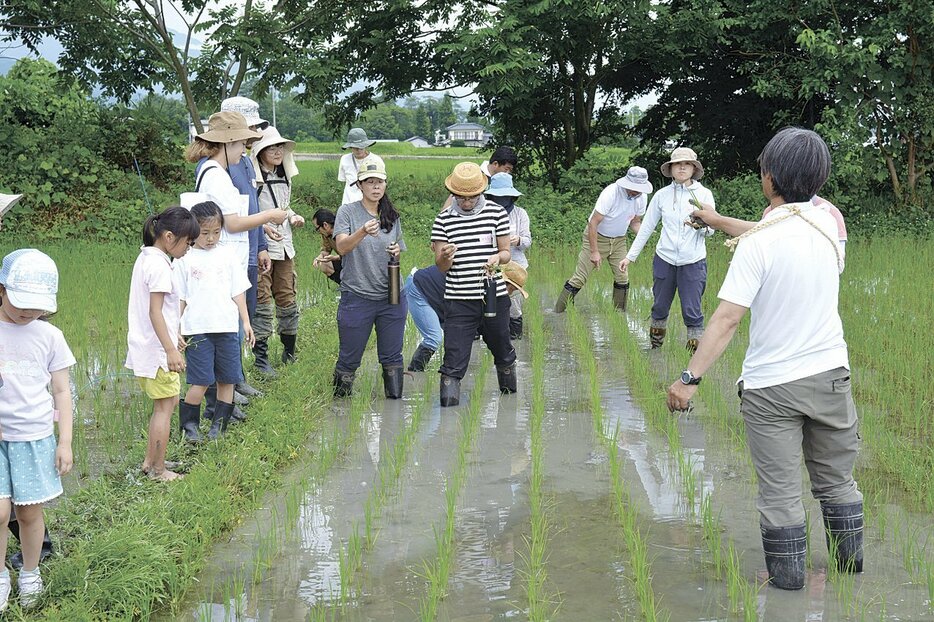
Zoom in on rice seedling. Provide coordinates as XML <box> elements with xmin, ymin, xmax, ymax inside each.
<box><xmin>415</xmin><ymin>355</ymin><xmax>491</xmax><ymax>620</ymax></box>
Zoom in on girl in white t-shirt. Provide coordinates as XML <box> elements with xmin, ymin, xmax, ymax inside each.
<box><xmin>174</xmin><ymin>202</ymin><xmax>254</xmax><ymax>442</ymax></box>
<box><xmin>126</xmin><ymin>207</ymin><xmax>200</xmax><ymax>483</ymax></box>
<box><xmin>0</xmin><ymin>249</ymin><xmax>75</xmax><ymax>610</ymax></box>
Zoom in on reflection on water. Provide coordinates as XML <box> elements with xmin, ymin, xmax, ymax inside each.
<box><xmin>174</xmin><ymin>299</ymin><xmax>934</xmax><ymax>622</ymax></box>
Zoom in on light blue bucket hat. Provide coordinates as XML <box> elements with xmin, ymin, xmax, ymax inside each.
<box><xmin>485</xmin><ymin>172</ymin><xmax>522</xmax><ymax>197</ymax></box>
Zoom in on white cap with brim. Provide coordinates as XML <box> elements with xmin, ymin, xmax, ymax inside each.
<box><xmin>0</xmin><ymin>248</ymin><xmax>59</xmax><ymax>313</ymax></box>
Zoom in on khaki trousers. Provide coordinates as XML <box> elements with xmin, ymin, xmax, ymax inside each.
<box><xmin>257</xmin><ymin>257</ymin><xmax>296</xmax><ymax>307</ymax></box>
<box><xmin>568</xmin><ymin>232</ymin><xmax>629</xmax><ymax>290</ymax></box>
<box><xmin>740</xmin><ymin>367</ymin><xmax>862</xmax><ymax>528</ymax></box>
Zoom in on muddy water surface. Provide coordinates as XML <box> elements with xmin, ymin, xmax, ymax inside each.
<box><xmin>173</xmin><ymin>302</ymin><xmax>934</xmax><ymax>621</ymax></box>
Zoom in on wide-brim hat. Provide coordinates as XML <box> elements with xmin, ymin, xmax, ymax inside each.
<box><xmin>0</xmin><ymin>248</ymin><xmax>59</xmax><ymax>313</ymax></box>
<box><xmin>357</xmin><ymin>156</ymin><xmax>387</xmax><ymax>181</ymax></box>
<box><xmin>661</xmin><ymin>147</ymin><xmax>704</xmax><ymax>180</ymax></box>
<box><xmin>342</xmin><ymin>127</ymin><xmax>376</xmax><ymax>149</ymax></box>
<box><xmin>617</xmin><ymin>166</ymin><xmax>653</xmax><ymax>194</ymax></box>
<box><xmin>485</xmin><ymin>172</ymin><xmax>522</xmax><ymax>197</ymax></box>
<box><xmin>221</xmin><ymin>96</ymin><xmax>268</xmax><ymax>129</ymax></box>
<box><xmin>445</xmin><ymin>162</ymin><xmax>488</xmax><ymax>196</ymax></box>
<box><xmin>197</xmin><ymin>111</ymin><xmax>263</xmax><ymax>144</ymax></box>
<box><xmin>0</xmin><ymin>193</ymin><xmax>23</xmax><ymax>217</ymax></box>
<box><xmin>501</xmin><ymin>261</ymin><xmax>529</xmax><ymax>299</ymax></box>
<box><xmin>251</xmin><ymin>126</ymin><xmax>300</xmax><ymax>183</ymax></box>
<box><xmin>252</xmin><ymin>126</ymin><xmax>296</xmax><ymax>157</ymax></box>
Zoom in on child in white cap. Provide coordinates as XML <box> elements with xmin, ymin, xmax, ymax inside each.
<box><xmin>0</xmin><ymin>249</ymin><xmax>75</xmax><ymax>610</ymax></box>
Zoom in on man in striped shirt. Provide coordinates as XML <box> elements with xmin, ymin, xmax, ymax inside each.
<box><xmin>431</xmin><ymin>162</ymin><xmax>518</xmax><ymax>407</ymax></box>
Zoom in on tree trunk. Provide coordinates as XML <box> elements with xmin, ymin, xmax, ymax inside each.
<box><xmin>228</xmin><ymin>0</ymin><xmax>253</xmax><ymax>97</ymax></box>
<box><xmin>906</xmin><ymin>135</ymin><xmax>917</xmax><ymax>201</ymax></box>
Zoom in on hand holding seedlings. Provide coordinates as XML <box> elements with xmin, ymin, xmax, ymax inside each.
<box><xmin>363</xmin><ymin>218</ymin><xmax>380</xmax><ymax>236</ymax></box>
<box><xmin>440</xmin><ymin>243</ymin><xmax>457</xmax><ymax>260</ymax></box>
<box><xmin>685</xmin><ymin>197</ymin><xmax>714</xmax><ymax>229</ymax></box>
<box><xmin>667</xmin><ymin>380</ymin><xmax>698</xmax><ymax>413</ymax></box>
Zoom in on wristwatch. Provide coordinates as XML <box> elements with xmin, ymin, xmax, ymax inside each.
<box><xmin>680</xmin><ymin>369</ymin><xmax>702</xmax><ymax>386</ymax></box>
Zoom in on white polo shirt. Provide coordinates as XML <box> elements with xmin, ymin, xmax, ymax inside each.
<box><xmin>717</xmin><ymin>204</ymin><xmax>849</xmax><ymax>389</ymax></box>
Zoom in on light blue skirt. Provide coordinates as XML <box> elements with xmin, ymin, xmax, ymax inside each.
<box><xmin>0</xmin><ymin>435</ymin><xmax>63</xmax><ymax>505</ymax></box>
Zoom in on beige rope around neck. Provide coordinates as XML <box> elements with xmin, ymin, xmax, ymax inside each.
<box><xmin>724</xmin><ymin>202</ymin><xmax>844</xmax><ymax>272</ymax></box>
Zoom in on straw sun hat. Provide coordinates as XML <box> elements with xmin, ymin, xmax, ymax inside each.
<box><xmin>660</xmin><ymin>147</ymin><xmax>704</xmax><ymax>180</ymax></box>
<box><xmin>445</xmin><ymin>162</ymin><xmax>488</xmax><ymax>196</ymax></box>
<box><xmin>197</xmin><ymin>111</ymin><xmax>263</xmax><ymax>144</ymax></box>
<box><xmin>501</xmin><ymin>261</ymin><xmax>529</xmax><ymax>299</ymax></box>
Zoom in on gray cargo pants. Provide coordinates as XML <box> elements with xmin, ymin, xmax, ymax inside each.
<box><xmin>740</xmin><ymin>366</ymin><xmax>862</xmax><ymax>528</ymax></box>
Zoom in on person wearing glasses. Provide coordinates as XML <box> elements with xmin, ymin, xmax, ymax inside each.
<box><xmin>431</xmin><ymin>162</ymin><xmax>517</xmax><ymax>407</ymax></box>
<box><xmin>332</xmin><ymin>158</ymin><xmax>407</xmax><ymax>399</ymax></box>
<box><xmin>251</xmin><ymin>127</ymin><xmax>305</xmax><ymax>373</ymax></box>
<box><xmin>311</xmin><ymin>209</ymin><xmax>342</xmax><ymax>285</ymax></box>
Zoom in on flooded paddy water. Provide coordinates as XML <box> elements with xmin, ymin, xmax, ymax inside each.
<box><xmin>171</xmin><ymin>277</ymin><xmax>934</xmax><ymax>622</ymax></box>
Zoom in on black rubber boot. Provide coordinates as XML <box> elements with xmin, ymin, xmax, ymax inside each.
<box><xmin>761</xmin><ymin>524</ymin><xmax>807</xmax><ymax>590</ymax></box>
<box><xmin>612</xmin><ymin>282</ymin><xmax>630</xmax><ymax>311</ymax></box>
<box><xmin>497</xmin><ymin>363</ymin><xmax>518</xmax><ymax>394</ymax></box>
<box><xmin>8</xmin><ymin>511</ymin><xmax>53</xmax><ymax>570</ymax></box>
<box><xmin>252</xmin><ymin>339</ymin><xmax>278</xmax><ymax>377</ymax></box>
<box><xmin>333</xmin><ymin>369</ymin><xmax>355</xmax><ymax>398</ymax></box>
<box><xmin>407</xmin><ymin>344</ymin><xmax>436</xmax><ymax>372</ymax></box>
<box><xmin>203</xmin><ymin>385</ymin><xmax>217</xmax><ymax>420</ymax></box>
<box><xmin>236</xmin><ymin>380</ymin><xmax>263</xmax><ymax>398</ymax></box>
<box><xmin>554</xmin><ymin>282</ymin><xmax>580</xmax><ymax>313</ymax></box>
<box><xmin>822</xmin><ymin>502</ymin><xmax>864</xmax><ymax>573</ymax></box>
<box><xmin>382</xmin><ymin>365</ymin><xmax>404</xmax><ymax>399</ymax></box>
<box><xmin>208</xmin><ymin>400</ymin><xmax>234</xmax><ymax>440</ymax></box>
<box><xmin>440</xmin><ymin>375</ymin><xmax>460</xmax><ymax>407</ymax></box>
<box><xmin>280</xmin><ymin>333</ymin><xmax>297</xmax><ymax>364</ymax></box>
<box><xmin>178</xmin><ymin>401</ymin><xmax>202</xmax><ymax>443</ymax></box>
<box><xmin>649</xmin><ymin>327</ymin><xmax>666</xmax><ymax>349</ymax></box>
<box><xmin>229</xmin><ymin>404</ymin><xmax>247</xmax><ymax>423</ymax></box>
<box><xmin>509</xmin><ymin>316</ymin><xmax>523</xmax><ymax>340</ymax></box>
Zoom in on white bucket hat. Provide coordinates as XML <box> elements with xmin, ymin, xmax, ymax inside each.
<box><xmin>616</xmin><ymin>166</ymin><xmax>653</xmax><ymax>194</ymax></box>
<box><xmin>221</xmin><ymin>96</ymin><xmax>268</xmax><ymax>129</ymax></box>
<box><xmin>0</xmin><ymin>248</ymin><xmax>59</xmax><ymax>313</ymax></box>
<box><xmin>0</xmin><ymin>194</ymin><xmax>23</xmax><ymax>219</ymax></box>
<box><xmin>661</xmin><ymin>147</ymin><xmax>704</xmax><ymax>180</ymax></box>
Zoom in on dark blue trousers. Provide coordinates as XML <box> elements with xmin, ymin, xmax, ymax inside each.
<box><xmin>246</xmin><ymin>264</ymin><xmax>258</xmax><ymax>321</ymax></box>
<box><xmin>439</xmin><ymin>296</ymin><xmax>516</xmax><ymax>379</ymax></box>
<box><xmin>651</xmin><ymin>254</ymin><xmax>706</xmax><ymax>328</ymax></box>
<box><xmin>336</xmin><ymin>290</ymin><xmax>407</xmax><ymax>373</ymax></box>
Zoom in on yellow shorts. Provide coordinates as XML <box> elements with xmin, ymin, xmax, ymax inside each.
<box><xmin>137</xmin><ymin>368</ymin><xmax>181</xmax><ymax>400</ymax></box>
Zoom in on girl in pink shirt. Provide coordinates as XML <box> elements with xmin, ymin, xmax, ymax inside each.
<box><xmin>125</xmin><ymin>207</ymin><xmax>199</xmax><ymax>482</ymax></box>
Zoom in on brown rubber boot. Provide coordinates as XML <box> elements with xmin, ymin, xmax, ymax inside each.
<box><xmin>554</xmin><ymin>282</ymin><xmax>580</xmax><ymax>313</ymax></box>
<box><xmin>612</xmin><ymin>283</ymin><xmax>629</xmax><ymax>311</ymax></box>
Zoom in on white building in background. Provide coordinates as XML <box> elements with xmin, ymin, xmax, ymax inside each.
<box><xmin>405</xmin><ymin>136</ymin><xmax>431</xmax><ymax>148</ymax></box>
<box><xmin>442</xmin><ymin>123</ymin><xmax>492</xmax><ymax>147</ymax></box>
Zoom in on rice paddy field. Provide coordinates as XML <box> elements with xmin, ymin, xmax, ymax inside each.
<box><xmin>3</xmin><ymin>156</ymin><xmax>934</xmax><ymax>620</ymax></box>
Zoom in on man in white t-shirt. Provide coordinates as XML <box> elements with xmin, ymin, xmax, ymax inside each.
<box><xmin>666</xmin><ymin>128</ymin><xmax>862</xmax><ymax>591</ymax></box>
<box><xmin>555</xmin><ymin>166</ymin><xmax>652</xmax><ymax>313</ymax></box>
<box><xmin>338</xmin><ymin>128</ymin><xmax>384</xmax><ymax>206</ymax></box>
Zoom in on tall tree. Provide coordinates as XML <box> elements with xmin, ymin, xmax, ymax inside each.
<box><xmin>273</xmin><ymin>0</ymin><xmax>659</xmax><ymax>183</ymax></box>
<box><xmin>1</xmin><ymin>0</ymin><xmax>276</xmax><ymax>133</ymax></box>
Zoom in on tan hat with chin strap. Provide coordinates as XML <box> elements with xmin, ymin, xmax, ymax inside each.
<box><xmin>445</xmin><ymin>162</ymin><xmax>488</xmax><ymax>196</ymax></box>
<box><xmin>661</xmin><ymin>147</ymin><xmax>704</xmax><ymax>180</ymax></box>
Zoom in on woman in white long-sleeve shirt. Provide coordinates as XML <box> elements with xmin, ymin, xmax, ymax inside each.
<box><xmin>621</xmin><ymin>147</ymin><xmax>716</xmax><ymax>352</ymax></box>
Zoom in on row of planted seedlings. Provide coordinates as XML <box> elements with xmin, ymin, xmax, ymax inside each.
<box><xmin>31</xmin><ymin>250</ymin><xmax>344</xmax><ymax>619</ymax></box>
<box><xmin>415</xmin><ymin>354</ymin><xmax>493</xmax><ymax>621</ymax></box>
<box><xmin>587</xmin><ymin>237</ymin><xmax>934</xmax><ymax>618</ymax></box>
<box><xmin>562</xmin><ymin>299</ymin><xmax>669</xmax><ymax>621</ymax></box>
<box><xmin>522</xmin><ymin>278</ymin><xmax>559</xmax><ymax>620</ymax></box>
<box><xmin>537</xmin><ymin>245</ymin><xmax>760</xmax><ymax>619</ymax></box>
